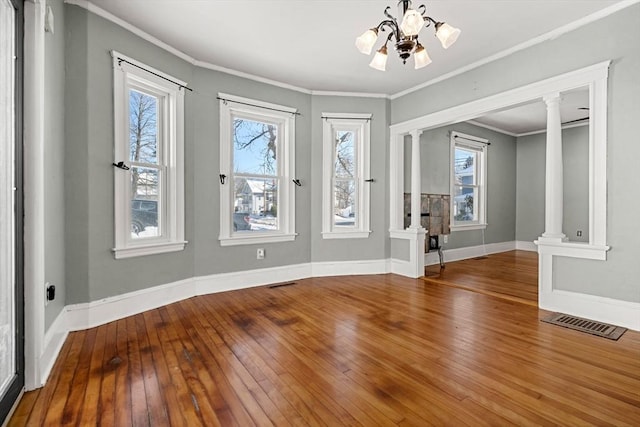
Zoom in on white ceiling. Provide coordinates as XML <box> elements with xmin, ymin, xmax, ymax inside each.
<box><xmin>88</xmin><ymin>0</ymin><xmax>622</xmax><ymax>95</ymax></box>
<box><xmin>472</xmin><ymin>88</ymin><xmax>590</xmax><ymax>135</ymax></box>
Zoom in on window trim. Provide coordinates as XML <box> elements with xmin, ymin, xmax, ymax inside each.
<box><xmin>112</xmin><ymin>51</ymin><xmax>186</xmax><ymax>258</ymax></box>
<box><xmin>450</xmin><ymin>131</ymin><xmax>488</xmax><ymax>231</ymax></box>
<box><xmin>321</xmin><ymin>113</ymin><xmax>372</xmax><ymax>239</ymax></box>
<box><xmin>218</xmin><ymin>93</ymin><xmax>297</xmax><ymax>246</ymax></box>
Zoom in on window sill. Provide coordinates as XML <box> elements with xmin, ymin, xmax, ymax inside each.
<box><xmin>219</xmin><ymin>233</ymin><xmax>297</xmax><ymax>247</ymax></box>
<box><xmin>322</xmin><ymin>230</ymin><xmax>371</xmax><ymax>239</ymax></box>
<box><xmin>113</xmin><ymin>240</ymin><xmax>188</xmax><ymax>259</ymax></box>
<box><xmin>451</xmin><ymin>223</ymin><xmax>487</xmax><ymax>232</ymax></box>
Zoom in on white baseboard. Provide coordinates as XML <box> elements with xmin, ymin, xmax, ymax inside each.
<box><xmin>540</xmin><ymin>289</ymin><xmax>640</xmax><ymax>331</ymax></box>
<box><xmin>311</xmin><ymin>259</ymin><xmax>389</xmax><ymax>277</ymax></box>
<box><xmin>515</xmin><ymin>240</ymin><xmax>538</xmax><ymax>251</ymax></box>
<box><xmin>390</xmin><ymin>258</ymin><xmax>415</xmax><ymax>277</ymax></box>
<box><xmin>425</xmin><ymin>241</ymin><xmax>516</xmax><ymax>265</ymax></box>
<box><xmin>195</xmin><ymin>263</ymin><xmax>311</xmax><ymax>295</ymax></box>
<box><xmin>36</xmin><ymin>308</ymin><xmax>69</xmax><ymax>390</ymax></box>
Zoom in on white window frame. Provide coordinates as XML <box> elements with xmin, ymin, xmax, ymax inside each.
<box><xmin>450</xmin><ymin>131</ymin><xmax>488</xmax><ymax>231</ymax></box>
<box><xmin>218</xmin><ymin>93</ymin><xmax>297</xmax><ymax>246</ymax></box>
<box><xmin>112</xmin><ymin>51</ymin><xmax>186</xmax><ymax>258</ymax></box>
<box><xmin>322</xmin><ymin>113</ymin><xmax>372</xmax><ymax>239</ymax></box>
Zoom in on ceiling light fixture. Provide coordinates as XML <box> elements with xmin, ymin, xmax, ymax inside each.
<box><xmin>356</xmin><ymin>0</ymin><xmax>460</xmax><ymax>71</ymax></box>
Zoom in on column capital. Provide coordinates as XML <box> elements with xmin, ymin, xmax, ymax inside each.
<box><xmin>409</xmin><ymin>129</ymin><xmax>424</xmax><ymax>139</ymax></box>
<box><xmin>543</xmin><ymin>92</ymin><xmax>561</xmax><ymax>105</ymax></box>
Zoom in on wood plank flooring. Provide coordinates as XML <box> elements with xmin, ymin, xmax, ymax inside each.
<box><xmin>425</xmin><ymin>250</ymin><xmax>538</xmax><ymax>305</ymax></box>
<box><xmin>10</xmin><ymin>252</ymin><xmax>640</xmax><ymax>426</ymax></box>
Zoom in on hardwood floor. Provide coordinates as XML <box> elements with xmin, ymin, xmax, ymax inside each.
<box><xmin>10</xmin><ymin>253</ymin><xmax>640</xmax><ymax>426</ymax></box>
<box><xmin>424</xmin><ymin>250</ymin><xmax>538</xmax><ymax>305</ymax></box>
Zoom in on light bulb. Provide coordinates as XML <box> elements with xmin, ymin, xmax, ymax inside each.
<box><xmin>435</xmin><ymin>22</ymin><xmax>461</xmax><ymax>49</ymax></box>
<box><xmin>401</xmin><ymin>8</ymin><xmax>425</xmax><ymax>36</ymax></box>
<box><xmin>369</xmin><ymin>46</ymin><xmax>388</xmax><ymax>71</ymax></box>
<box><xmin>413</xmin><ymin>44</ymin><xmax>432</xmax><ymax>69</ymax></box>
<box><xmin>355</xmin><ymin>29</ymin><xmax>378</xmax><ymax>55</ymax></box>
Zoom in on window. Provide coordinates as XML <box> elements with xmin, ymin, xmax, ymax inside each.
<box><xmin>322</xmin><ymin>113</ymin><xmax>371</xmax><ymax>238</ymax></box>
<box><xmin>219</xmin><ymin>93</ymin><xmax>297</xmax><ymax>246</ymax></box>
<box><xmin>112</xmin><ymin>52</ymin><xmax>186</xmax><ymax>258</ymax></box>
<box><xmin>450</xmin><ymin>131</ymin><xmax>487</xmax><ymax>230</ymax></box>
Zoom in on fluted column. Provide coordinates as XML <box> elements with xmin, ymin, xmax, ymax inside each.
<box><xmin>541</xmin><ymin>93</ymin><xmax>566</xmax><ymax>242</ymax></box>
<box><xmin>410</xmin><ymin>129</ymin><xmax>423</xmax><ymax>229</ymax></box>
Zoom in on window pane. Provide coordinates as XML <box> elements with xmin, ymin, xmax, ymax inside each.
<box><xmin>131</xmin><ymin>167</ymin><xmax>159</xmax><ymax>238</ymax></box>
<box><xmin>335</xmin><ymin>131</ymin><xmax>355</xmax><ymax>178</ymax></box>
<box><xmin>334</xmin><ymin>179</ymin><xmax>356</xmax><ymax>227</ymax></box>
<box><xmin>454</xmin><ymin>147</ymin><xmax>477</xmax><ymax>185</ymax></box>
<box><xmin>233</xmin><ymin>177</ymin><xmax>278</xmax><ymax>232</ymax></box>
<box><xmin>453</xmin><ymin>185</ymin><xmax>477</xmax><ymax>221</ymax></box>
<box><xmin>233</xmin><ymin>118</ymin><xmax>278</xmax><ymax>175</ymax></box>
<box><xmin>129</xmin><ymin>89</ymin><xmax>158</xmax><ymax>164</ymax></box>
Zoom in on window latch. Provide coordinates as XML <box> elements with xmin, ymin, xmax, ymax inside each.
<box><xmin>219</xmin><ymin>174</ymin><xmax>227</xmax><ymax>184</ymax></box>
<box><xmin>365</xmin><ymin>178</ymin><xmax>375</xmax><ymax>183</ymax></box>
<box><xmin>113</xmin><ymin>161</ymin><xmax>130</xmax><ymax>170</ymax></box>
<box><xmin>292</xmin><ymin>179</ymin><xmax>301</xmax><ymax>187</ymax></box>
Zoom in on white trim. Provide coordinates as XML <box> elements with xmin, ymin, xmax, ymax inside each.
<box><xmin>311</xmin><ymin>259</ymin><xmax>388</xmax><ymax>277</ymax></box>
<box><xmin>195</xmin><ymin>264</ymin><xmax>311</xmax><ymax>295</ymax></box>
<box><xmin>322</xmin><ymin>114</ymin><xmax>371</xmax><ymax>239</ymax></box>
<box><xmin>390</xmin><ymin>259</ymin><xmax>415</xmax><ymax>277</ymax></box>
<box><xmin>390</xmin><ymin>61</ymin><xmax>610</xmax><ymax>135</ymax></box>
<box><xmin>515</xmin><ymin>240</ymin><xmax>538</xmax><ymax>251</ymax></box>
<box><xmin>65</xmin><ymin>0</ymin><xmax>638</xmax><ymax>99</ymax></box>
<box><xmin>389</xmin><ymin>61</ymin><xmax>610</xmax><ymax>296</ymax></box>
<box><xmin>23</xmin><ymin>0</ymin><xmax>46</xmax><ymax>391</ymax></box>
<box><xmin>540</xmin><ymin>286</ymin><xmax>640</xmax><ymax>332</ymax></box>
<box><xmin>218</xmin><ymin>92</ymin><xmax>299</xmax><ymax>114</ymax></box>
<box><xmin>389</xmin><ymin>0</ymin><xmax>639</xmax><ymax>100</ymax></box>
<box><xmin>112</xmin><ymin>53</ymin><xmax>186</xmax><ymax>259</ymax></box>
<box><xmin>516</xmin><ymin>120</ymin><xmax>589</xmax><ymax>137</ymax></box>
<box><xmin>536</xmin><ymin>240</ymin><xmax>610</xmax><ymax>261</ymax></box>
<box><xmin>450</xmin><ymin>131</ymin><xmax>488</xmax><ymax>229</ymax></box>
<box><xmin>38</xmin><ymin>308</ymin><xmax>68</xmax><ymax>388</ymax></box>
<box><xmin>219</xmin><ymin>233</ymin><xmax>297</xmax><ymax>247</ymax></box>
<box><xmin>311</xmin><ymin>90</ymin><xmax>388</xmax><ymax>99</ymax></box>
<box><xmin>426</xmin><ymin>241</ymin><xmax>516</xmax><ymax>265</ymax></box>
<box><xmin>218</xmin><ymin>94</ymin><xmax>297</xmax><ymax>245</ymax></box>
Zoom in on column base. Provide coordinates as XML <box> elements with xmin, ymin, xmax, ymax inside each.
<box><xmin>538</xmin><ymin>233</ymin><xmax>568</xmax><ymax>244</ymax></box>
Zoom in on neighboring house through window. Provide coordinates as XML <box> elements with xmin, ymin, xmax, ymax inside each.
<box><xmin>322</xmin><ymin>113</ymin><xmax>372</xmax><ymax>239</ymax></box>
<box><xmin>218</xmin><ymin>93</ymin><xmax>297</xmax><ymax>246</ymax></box>
<box><xmin>450</xmin><ymin>131</ymin><xmax>488</xmax><ymax>230</ymax></box>
<box><xmin>112</xmin><ymin>51</ymin><xmax>186</xmax><ymax>258</ymax></box>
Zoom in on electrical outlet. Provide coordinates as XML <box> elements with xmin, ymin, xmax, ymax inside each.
<box><xmin>577</xmin><ymin>230</ymin><xmax>582</xmax><ymax>237</ymax></box>
<box><xmin>45</xmin><ymin>282</ymin><xmax>55</xmax><ymax>305</ymax></box>
<box><xmin>257</xmin><ymin>248</ymin><xmax>265</xmax><ymax>259</ymax></box>
<box><xmin>443</xmin><ymin>235</ymin><xmax>449</xmax><ymax>244</ymax></box>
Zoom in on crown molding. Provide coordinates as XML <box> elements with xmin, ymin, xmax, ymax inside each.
<box><xmin>389</xmin><ymin>0</ymin><xmax>640</xmax><ymax>100</ymax></box>
<box><xmin>65</xmin><ymin>0</ymin><xmax>639</xmax><ymax>100</ymax></box>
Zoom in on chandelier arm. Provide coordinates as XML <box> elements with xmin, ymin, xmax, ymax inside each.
<box><xmin>423</xmin><ymin>15</ymin><xmax>437</xmax><ymax>29</ymax></box>
<box><xmin>418</xmin><ymin>4</ymin><xmax>426</xmax><ymax>15</ymax></box>
<box><xmin>376</xmin><ymin>19</ymin><xmax>401</xmax><ymax>41</ymax></box>
<box><xmin>383</xmin><ymin>6</ymin><xmax>395</xmax><ymax>22</ymax></box>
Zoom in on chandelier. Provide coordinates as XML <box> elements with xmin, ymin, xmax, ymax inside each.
<box><xmin>355</xmin><ymin>0</ymin><xmax>461</xmax><ymax>71</ymax></box>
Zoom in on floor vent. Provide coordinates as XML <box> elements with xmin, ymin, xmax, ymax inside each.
<box><xmin>542</xmin><ymin>313</ymin><xmax>627</xmax><ymax>340</ymax></box>
<box><xmin>268</xmin><ymin>282</ymin><xmax>297</xmax><ymax>289</ymax></box>
<box><xmin>473</xmin><ymin>256</ymin><xmax>489</xmax><ymax>260</ymax></box>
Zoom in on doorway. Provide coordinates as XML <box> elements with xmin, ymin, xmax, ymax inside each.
<box><xmin>0</xmin><ymin>0</ymin><xmax>25</xmax><ymax>423</ymax></box>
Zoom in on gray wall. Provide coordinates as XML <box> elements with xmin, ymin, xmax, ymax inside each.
<box><xmin>403</xmin><ymin>122</ymin><xmax>517</xmax><ymax>250</ymax></box>
<box><xmin>392</xmin><ymin>4</ymin><xmax>640</xmax><ymax>302</ymax></box>
<box><xmin>516</xmin><ymin>125</ymin><xmax>589</xmax><ymax>243</ymax></box>
<box><xmin>44</xmin><ymin>0</ymin><xmax>66</xmax><ymax>328</ymax></box>
<box><xmin>310</xmin><ymin>96</ymin><xmax>390</xmax><ymax>262</ymax></box>
<box><xmin>62</xmin><ymin>4</ymin><xmax>391</xmax><ymax>305</ymax></box>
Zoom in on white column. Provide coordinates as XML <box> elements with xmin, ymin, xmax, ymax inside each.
<box><xmin>24</xmin><ymin>0</ymin><xmax>46</xmax><ymax>390</ymax></box>
<box><xmin>407</xmin><ymin>129</ymin><xmax>426</xmax><ymax>278</ymax></box>
<box><xmin>409</xmin><ymin>129</ymin><xmax>423</xmax><ymax>229</ymax></box>
<box><xmin>541</xmin><ymin>93</ymin><xmax>566</xmax><ymax>242</ymax></box>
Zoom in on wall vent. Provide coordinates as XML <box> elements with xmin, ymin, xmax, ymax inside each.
<box><xmin>542</xmin><ymin>313</ymin><xmax>627</xmax><ymax>340</ymax></box>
